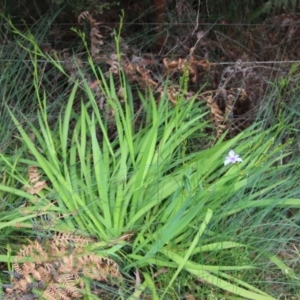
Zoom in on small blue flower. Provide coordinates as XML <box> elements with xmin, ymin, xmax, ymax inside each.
<box><xmin>224</xmin><ymin>150</ymin><xmax>243</xmax><ymax>166</ymax></box>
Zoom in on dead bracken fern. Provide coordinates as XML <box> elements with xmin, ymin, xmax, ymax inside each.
<box><xmin>78</xmin><ymin>11</ymin><xmax>104</xmax><ymax>61</ymax></box>
<box><xmin>10</xmin><ymin>8</ymin><xmax>299</xmax><ymax>140</ymax></box>
<box><xmin>163</xmin><ymin>47</ymin><xmax>210</xmax><ymax>83</ymax></box>
<box><xmin>38</xmin><ymin>10</ymin><xmax>266</xmax><ymax>138</ymax></box>
<box><xmin>24</xmin><ymin>166</ymin><xmax>47</xmax><ymax>195</ymax></box>
<box><xmin>1</xmin><ymin>233</ymin><xmax>122</xmax><ymax>300</ymax></box>
<box><xmin>73</xmin><ymin>11</ymin><xmax>254</xmax><ymax>137</ymax></box>
<box><xmin>200</xmin><ymin>87</ymin><xmax>250</xmax><ymax>138</ymax></box>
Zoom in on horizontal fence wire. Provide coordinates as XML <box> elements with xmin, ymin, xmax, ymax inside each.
<box><xmin>1</xmin><ymin>22</ymin><xmax>300</xmax><ymax>26</ymax></box>
<box><xmin>1</xmin><ymin>59</ymin><xmax>300</xmax><ymax>65</ymax></box>
<box><xmin>0</xmin><ymin>20</ymin><xmax>299</xmax><ymax>61</ymax></box>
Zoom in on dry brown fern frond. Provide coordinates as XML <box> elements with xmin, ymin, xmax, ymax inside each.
<box><xmin>156</xmin><ymin>84</ymin><xmax>195</xmax><ymax>105</ymax></box>
<box><xmin>78</xmin><ymin>11</ymin><xmax>101</xmax><ymax>28</ymax></box>
<box><xmin>105</xmin><ymin>54</ymin><xmax>159</xmax><ymax>91</ymax></box>
<box><xmin>204</xmin><ymin>91</ymin><xmax>227</xmax><ymax>138</ymax></box>
<box><xmin>2</xmin><ymin>233</ymin><xmax>122</xmax><ymax>300</ymax></box>
<box><xmin>78</xmin><ymin>11</ymin><xmax>104</xmax><ymax>61</ymax></box>
<box><xmin>24</xmin><ymin>166</ymin><xmax>47</xmax><ymax>195</ymax></box>
<box><xmin>201</xmin><ymin>87</ymin><xmax>251</xmax><ymax>138</ymax></box>
<box><xmin>163</xmin><ymin>48</ymin><xmax>211</xmax><ymax>83</ymax></box>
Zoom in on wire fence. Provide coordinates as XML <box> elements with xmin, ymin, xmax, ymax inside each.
<box><xmin>1</xmin><ymin>18</ymin><xmax>300</xmax><ymax>62</ymax></box>
<box><xmin>1</xmin><ymin>21</ymin><xmax>300</xmax><ymax>26</ymax></box>
<box><xmin>2</xmin><ymin>18</ymin><xmax>300</xmax><ymax>147</ymax></box>
<box><xmin>1</xmin><ymin>59</ymin><xmax>300</xmax><ymax>65</ymax></box>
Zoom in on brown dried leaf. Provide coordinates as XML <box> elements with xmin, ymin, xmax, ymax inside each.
<box><xmin>24</xmin><ymin>166</ymin><xmax>47</xmax><ymax>194</ymax></box>
<box><xmin>24</xmin><ymin>181</ymin><xmax>47</xmax><ymax>195</ymax></box>
<box><xmin>28</xmin><ymin>166</ymin><xmax>41</xmax><ymax>184</ymax></box>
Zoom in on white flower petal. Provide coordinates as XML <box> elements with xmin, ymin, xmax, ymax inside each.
<box><xmin>224</xmin><ymin>158</ymin><xmax>231</xmax><ymax>166</ymax></box>
<box><xmin>228</xmin><ymin>150</ymin><xmax>235</xmax><ymax>157</ymax></box>
<box><xmin>224</xmin><ymin>150</ymin><xmax>243</xmax><ymax>166</ymax></box>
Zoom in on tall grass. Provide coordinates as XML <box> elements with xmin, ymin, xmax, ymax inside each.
<box><xmin>0</xmin><ymin>16</ymin><xmax>300</xmax><ymax>300</ymax></box>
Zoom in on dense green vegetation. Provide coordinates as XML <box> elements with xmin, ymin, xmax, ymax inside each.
<box><xmin>1</xmin><ymin>1</ymin><xmax>300</xmax><ymax>299</ymax></box>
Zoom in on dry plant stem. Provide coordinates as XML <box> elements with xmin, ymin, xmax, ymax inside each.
<box><xmin>191</xmin><ymin>0</ymin><xmax>201</xmax><ymax>36</ymax></box>
<box><xmin>153</xmin><ymin>0</ymin><xmax>167</xmax><ymax>50</ymax></box>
